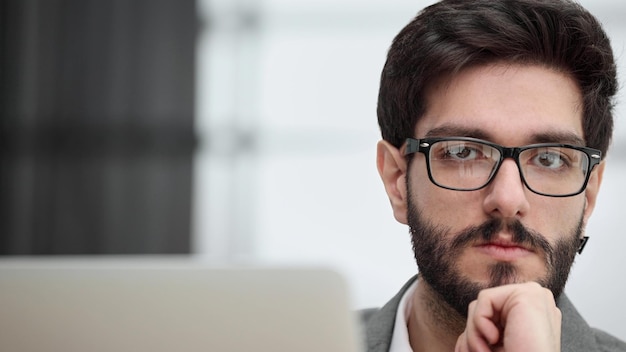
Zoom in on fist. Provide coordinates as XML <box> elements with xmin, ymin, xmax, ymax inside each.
<box><xmin>455</xmin><ymin>282</ymin><xmax>561</xmax><ymax>352</ymax></box>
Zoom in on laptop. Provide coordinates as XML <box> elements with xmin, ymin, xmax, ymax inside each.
<box><xmin>0</xmin><ymin>258</ymin><xmax>362</xmax><ymax>352</ymax></box>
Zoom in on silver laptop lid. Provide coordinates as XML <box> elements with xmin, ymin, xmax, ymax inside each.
<box><xmin>0</xmin><ymin>258</ymin><xmax>361</xmax><ymax>352</ymax></box>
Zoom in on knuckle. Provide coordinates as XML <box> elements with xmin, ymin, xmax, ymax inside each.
<box><xmin>525</xmin><ymin>281</ymin><xmax>543</xmax><ymax>290</ymax></box>
<box><xmin>468</xmin><ymin>299</ymin><xmax>478</xmax><ymax>310</ymax></box>
<box><xmin>555</xmin><ymin>307</ymin><xmax>563</xmax><ymax>319</ymax></box>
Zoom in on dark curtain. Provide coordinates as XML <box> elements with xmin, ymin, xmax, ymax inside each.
<box><xmin>0</xmin><ymin>0</ymin><xmax>197</xmax><ymax>254</ymax></box>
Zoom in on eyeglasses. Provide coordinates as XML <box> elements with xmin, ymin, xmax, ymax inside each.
<box><xmin>404</xmin><ymin>137</ymin><xmax>602</xmax><ymax>197</ymax></box>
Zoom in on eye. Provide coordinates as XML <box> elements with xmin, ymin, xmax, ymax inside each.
<box><xmin>437</xmin><ymin>142</ymin><xmax>483</xmax><ymax>161</ymax></box>
<box><xmin>531</xmin><ymin>149</ymin><xmax>569</xmax><ymax>169</ymax></box>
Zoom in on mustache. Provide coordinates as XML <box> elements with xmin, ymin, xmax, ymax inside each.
<box><xmin>449</xmin><ymin>218</ymin><xmax>553</xmax><ymax>260</ymax></box>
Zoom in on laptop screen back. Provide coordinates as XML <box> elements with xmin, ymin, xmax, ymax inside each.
<box><xmin>0</xmin><ymin>259</ymin><xmax>361</xmax><ymax>352</ymax></box>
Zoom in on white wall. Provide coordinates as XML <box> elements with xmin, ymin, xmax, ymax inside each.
<box><xmin>194</xmin><ymin>0</ymin><xmax>626</xmax><ymax>340</ymax></box>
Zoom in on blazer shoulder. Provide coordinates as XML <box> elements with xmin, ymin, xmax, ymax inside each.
<box><xmin>359</xmin><ymin>307</ymin><xmax>380</xmax><ymax>326</ymax></box>
<box><xmin>593</xmin><ymin>328</ymin><xmax>626</xmax><ymax>352</ymax></box>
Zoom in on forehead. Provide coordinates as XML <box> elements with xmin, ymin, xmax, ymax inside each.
<box><xmin>416</xmin><ymin>64</ymin><xmax>584</xmax><ymax>145</ymax></box>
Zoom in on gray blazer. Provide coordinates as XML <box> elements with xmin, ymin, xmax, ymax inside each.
<box><xmin>361</xmin><ymin>276</ymin><xmax>626</xmax><ymax>352</ymax></box>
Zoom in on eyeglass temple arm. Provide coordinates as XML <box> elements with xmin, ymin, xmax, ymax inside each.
<box><xmin>404</xmin><ymin>138</ymin><xmax>422</xmax><ymax>155</ymax></box>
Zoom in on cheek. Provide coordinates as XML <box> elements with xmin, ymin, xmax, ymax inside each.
<box><xmin>528</xmin><ymin>196</ymin><xmax>586</xmax><ymax>240</ymax></box>
<box><xmin>411</xmin><ymin>173</ymin><xmax>484</xmax><ymax>228</ymax></box>
<box><xmin>411</xmin><ymin>158</ymin><xmax>485</xmax><ymax>226</ymax></box>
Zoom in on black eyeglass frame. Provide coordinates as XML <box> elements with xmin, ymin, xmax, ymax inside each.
<box><xmin>404</xmin><ymin>136</ymin><xmax>602</xmax><ymax>197</ymax></box>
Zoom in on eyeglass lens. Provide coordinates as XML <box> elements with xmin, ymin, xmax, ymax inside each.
<box><xmin>428</xmin><ymin>140</ymin><xmax>590</xmax><ymax>195</ymax></box>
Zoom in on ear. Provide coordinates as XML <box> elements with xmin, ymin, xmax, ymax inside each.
<box><xmin>376</xmin><ymin>140</ymin><xmax>409</xmax><ymax>224</ymax></box>
<box><xmin>582</xmin><ymin>160</ymin><xmax>605</xmax><ymax>226</ymax></box>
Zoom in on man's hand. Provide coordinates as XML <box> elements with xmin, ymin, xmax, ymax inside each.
<box><xmin>455</xmin><ymin>282</ymin><xmax>561</xmax><ymax>352</ymax></box>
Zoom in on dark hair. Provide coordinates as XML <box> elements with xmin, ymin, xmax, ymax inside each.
<box><xmin>377</xmin><ymin>0</ymin><xmax>617</xmax><ymax>157</ymax></box>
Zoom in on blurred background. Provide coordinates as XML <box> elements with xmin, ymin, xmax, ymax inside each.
<box><xmin>1</xmin><ymin>0</ymin><xmax>625</xmax><ymax>340</ymax></box>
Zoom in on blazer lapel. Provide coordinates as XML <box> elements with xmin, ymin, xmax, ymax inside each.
<box><xmin>559</xmin><ymin>294</ymin><xmax>600</xmax><ymax>352</ymax></box>
<box><xmin>364</xmin><ymin>276</ymin><xmax>418</xmax><ymax>352</ymax></box>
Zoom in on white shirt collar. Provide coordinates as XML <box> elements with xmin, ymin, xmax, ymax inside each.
<box><xmin>389</xmin><ymin>279</ymin><xmax>418</xmax><ymax>352</ymax></box>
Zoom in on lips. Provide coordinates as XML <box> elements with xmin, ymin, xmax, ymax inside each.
<box><xmin>474</xmin><ymin>238</ymin><xmax>535</xmax><ymax>261</ymax></box>
<box><xmin>487</xmin><ymin>238</ymin><xmax>534</xmax><ymax>251</ymax></box>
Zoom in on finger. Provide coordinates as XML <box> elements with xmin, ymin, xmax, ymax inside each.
<box><xmin>466</xmin><ymin>298</ymin><xmax>500</xmax><ymax>351</ymax></box>
<box><xmin>472</xmin><ymin>293</ymin><xmax>502</xmax><ymax>345</ymax></box>
<box><xmin>463</xmin><ymin>302</ymin><xmax>491</xmax><ymax>352</ymax></box>
<box><xmin>455</xmin><ymin>331</ymin><xmax>467</xmax><ymax>352</ymax></box>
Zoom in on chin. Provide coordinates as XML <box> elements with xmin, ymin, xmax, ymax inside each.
<box><xmin>470</xmin><ymin>262</ymin><xmax>547</xmax><ymax>288</ymax></box>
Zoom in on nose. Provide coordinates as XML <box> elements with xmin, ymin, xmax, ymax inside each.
<box><xmin>482</xmin><ymin>159</ymin><xmax>531</xmax><ymax>219</ymax></box>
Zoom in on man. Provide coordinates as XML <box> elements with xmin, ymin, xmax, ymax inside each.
<box><xmin>365</xmin><ymin>0</ymin><xmax>626</xmax><ymax>351</ymax></box>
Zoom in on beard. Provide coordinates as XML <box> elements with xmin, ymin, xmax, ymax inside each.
<box><xmin>407</xmin><ymin>188</ymin><xmax>582</xmax><ymax>318</ymax></box>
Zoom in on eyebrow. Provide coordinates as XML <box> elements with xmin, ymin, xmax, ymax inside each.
<box><xmin>424</xmin><ymin>126</ymin><xmax>492</xmax><ymax>140</ymax></box>
<box><xmin>423</xmin><ymin>125</ymin><xmax>586</xmax><ymax>146</ymax></box>
<box><xmin>528</xmin><ymin>132</ymin><xmax>586</xmax><ymax>146</ymax></box>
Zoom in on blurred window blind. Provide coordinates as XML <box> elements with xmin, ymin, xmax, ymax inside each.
<box><xmin>0</xmin><ymin>0</ymin><xmax>197</xmax><ymax>254</ymax></box>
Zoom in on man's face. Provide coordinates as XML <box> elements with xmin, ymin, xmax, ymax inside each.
<box><xmin>404</xmin><ymin>63</ymin><xmax>604</xmax><ymax>316</ymax></box>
